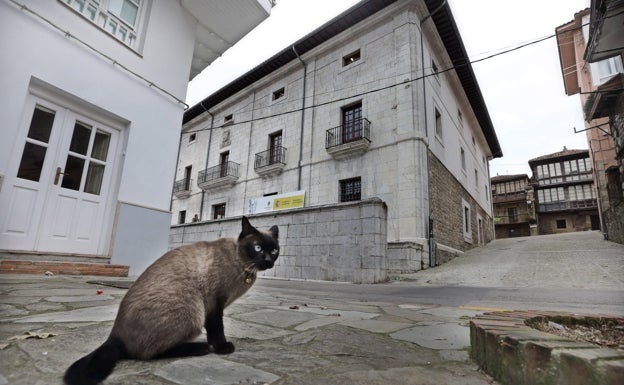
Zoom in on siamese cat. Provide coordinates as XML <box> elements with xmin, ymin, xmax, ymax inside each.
<box><xmin>64</xmin><ymin>216</ymin><xmax>279</xmax><ymax>385</ymax></box>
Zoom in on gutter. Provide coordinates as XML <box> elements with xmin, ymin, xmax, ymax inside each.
<box><xmin>293</xmin><ymin>44</ymin><xmax>307</xmax><ymax>192</ymax></box>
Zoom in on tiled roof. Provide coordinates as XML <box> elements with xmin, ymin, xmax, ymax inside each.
<box><xmin>528</xmin><ymin>148</ymin><xmax>588</xmax><ymax>164</ymax></box>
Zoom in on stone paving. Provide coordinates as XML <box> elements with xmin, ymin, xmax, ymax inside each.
<box><xmin>0</xmin><ymin>274</ymin><xmax>496</xmax><ymax>385</ymax></box>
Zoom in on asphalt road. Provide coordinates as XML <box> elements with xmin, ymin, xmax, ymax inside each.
<box><xmin>258</xmin><ymin>231</ymin><xmax>624</xmax><ymax>315</ymax></box>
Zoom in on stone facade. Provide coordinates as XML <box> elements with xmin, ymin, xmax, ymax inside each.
<box><xmin>171</xmin><ymin>1</ymin><xmax>502</xmax><ymax>278</ymax></box>
<box><xmin>170</xmin><ymin>199</ymin><xmax>388</xmax><ymax>283</ymax></box>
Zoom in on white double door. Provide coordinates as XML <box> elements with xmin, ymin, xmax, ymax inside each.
<box><xmin>0</xmin><ymin>96</ymin><xmax>119</xmax><ymax>255</ymax></box>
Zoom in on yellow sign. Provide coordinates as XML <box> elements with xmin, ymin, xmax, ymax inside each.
<box><xmin>273</xmin><ymin>194</ymin><xmax>305</xmax><ymax>210</ymax></box>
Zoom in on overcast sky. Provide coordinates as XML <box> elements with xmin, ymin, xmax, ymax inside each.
<box><xmin>186</xmin><ymin>0</ymin><xmax>590</xmax><ymax>177</ymax></box>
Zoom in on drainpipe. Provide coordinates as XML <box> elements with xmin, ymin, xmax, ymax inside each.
<box><xmin>420</xmin><ymin>0</ymin><xmax>447</xmax><ymax>268</ymax></box>
<box><xmin>293</xmin><ymin>44</ymin><xmax>307</xmax><ymax>192</ymax></box>
<box><xmin>199</xmin><ymin>102</ymin><xmax>214</xmax><ymax>221</ymax></box>
<box><xmin>170</xmin><ymin>128</ymin><xmax>185</xmax><ymax>213</ymax></box>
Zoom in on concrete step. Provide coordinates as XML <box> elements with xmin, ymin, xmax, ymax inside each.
<box><xmin>0</xmin><ymin>251</ymin><xmax>111</xmax><ymax>264</ymax></box>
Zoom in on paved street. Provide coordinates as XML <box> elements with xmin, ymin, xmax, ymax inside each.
<box><xmin>1</xmin><ymin>231</ymin><xmax>623</xmax><ymax>384</ymax></box>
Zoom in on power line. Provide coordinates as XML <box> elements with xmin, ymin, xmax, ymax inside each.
<box><xmin>183</xmin><ymin>10</ymin><xmax>622</xmax><ymax>135</ymax></box>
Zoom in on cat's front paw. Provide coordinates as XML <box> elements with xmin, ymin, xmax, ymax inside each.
<box><xmin>213</xmin><ymin>341</ymin><xmax>235</xmax><ymax>355</ymax></box>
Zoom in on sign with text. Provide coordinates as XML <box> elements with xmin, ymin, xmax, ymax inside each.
<box><xmin>245</xmin><ymin>190</ymin><xmax>305</xmax><ymax>214</ymax></box>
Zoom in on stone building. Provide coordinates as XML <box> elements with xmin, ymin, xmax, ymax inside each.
<box><xmin>491</xmin><ymin>174</ymin><xmax>536</xmax><ymax>239</ymax></box>
<box><xmin>556</xmin><ymin>5</ymin><xmax>624</xmax><ymax>243</ymax></box>
<box><xmin>529</xmin><ymin>148</ymin><xmax>600</xmax><ymax>235</ymax></box>
<box><xmin>171</xmin><ymin>0</ymin><xmax>502</xmax><ymax>282</ymax></box>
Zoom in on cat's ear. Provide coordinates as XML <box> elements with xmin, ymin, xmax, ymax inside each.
<box><xmin>239</xmin><ymin>216</ymin><xmax>258</xmax><ymax>240</ymax></box>
<box><xmin>269</xmin><ymin>225</ymin><xmax>279</xmax><ymax>240</ymax></box>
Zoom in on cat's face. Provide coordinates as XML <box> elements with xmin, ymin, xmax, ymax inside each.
<box><xmin>239</xmin><ymin>217</ymin><xmax>279</xmax><ymax>271</ymax></box>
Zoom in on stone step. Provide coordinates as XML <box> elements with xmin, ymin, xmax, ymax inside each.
<box><xmin>0</xmin><ymin>260</ymin><xmax>129</xmax><ymax>277</ymax></box>
<box><xmin>0</xmin><ymin>251</ymin><xmax>111</xmax><ymax>264</ymax></box>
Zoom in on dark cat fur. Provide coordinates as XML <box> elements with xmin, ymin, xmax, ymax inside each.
<box><xmin>63</xmin><ymin>216</ymin><xmax>279</xmax><ymax>385</ymax></box>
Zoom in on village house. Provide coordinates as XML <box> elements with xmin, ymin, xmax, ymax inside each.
<box><xmin>491</xmin><ymin>174</ymin><xmax>536</xmax><ymax>239</ymax></box>
<box><xmin>0</xmin><ymin>0</ymin><xmax>272</xmax><ymax>275</ymax></box>
<box><xmin>556</xmin><ymin>4</ymin><xmax>624</xmax><ymax>243</ymax></box>
<box><xmin>170</xmin><ymin>0</ymin><xmax>503</xmax><ymax>283</ymax></box>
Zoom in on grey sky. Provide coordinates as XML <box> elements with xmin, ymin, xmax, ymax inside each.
<box><xmin>185</xmin><ymin>0</ymin><xmax>589</xmax><ymax>178</ymax></box>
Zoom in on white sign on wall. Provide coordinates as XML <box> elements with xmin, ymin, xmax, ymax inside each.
<box><xmin>245</xmin><ymin>190</ymin><xmax>305</xmax><ymax>214</ymax></box>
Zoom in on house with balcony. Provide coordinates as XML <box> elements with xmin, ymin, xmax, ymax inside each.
<box><xmin>0</xmin><ymin>0</ymin><xmax>272</xmax><ymax>276</ymax></box>
<box><xmin>170</xmin><ymin>0</ymin><xmax>502</xmax><ymax>282</ymax></box>
<box><xmin>529</xmin><ymin>148</ymin><xmax>600</xmax><ymax>234</ymax></box>
<box><xmin>556</xmin><ymin>4</ymin><xmax>624</xmax><ymax>243</ymax></box>
<box><xmin>491</xmin><ymin>174</ymin><xmax>536</xmax><ymax>238</ymax></box>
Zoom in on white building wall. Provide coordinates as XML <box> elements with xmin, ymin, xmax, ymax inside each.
<box><xmin>1</xmin><ymin>0</ymin><xmax>196</xmax><ymax>273</ymax></box>
<box><xmin>172</xmin><ymin>2</ymin><xmax>494</xmax><ymax>247</ymax></box>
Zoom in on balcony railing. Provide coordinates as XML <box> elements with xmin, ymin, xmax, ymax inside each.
<box><xmin>326</xmin><ymin>118</ymin><xmax>371</xmax><ymax>158</ymax></box>
<box><xmin>492</xmin><ymin>191</ymin><xmax>528</xmax><ymax>204</ymax></box>
<box><xmin>494</xmin><ymin>213</ymin><xmax>534</xmax><ymax>225</ymax></box>
<box><xmin>173</xmin><ymin>178</ymin><xmax>192</xmax><ymax>198</ymax></box>
<box><xmin>197</xmin><ymin>161</ymin><xmax>239</xmax><ymax>190</ymax></box>
<box><xmin>537</xmin><ymin>199</ymin><xmax>598</xmax><ymax>213</ymax></box>
<box><xmin>255</xmin><ymin>146</ymin><xmax>287</xmax><ymax>176</ymax></box>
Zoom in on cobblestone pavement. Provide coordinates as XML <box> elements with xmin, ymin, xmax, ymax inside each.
<box><xmin>0</xmin><ymin>275</ymin><xmax>496</xmax><ymax>385</ymax></box>
<box><xmin>1</xmin><ymin>231</ymin><xmax>622</xmax><ymax>384</ymax></box>
<box><xmin>399</xmin><ymin>231</ymin><xmax>624</xmax><ymax>290</ymax></box>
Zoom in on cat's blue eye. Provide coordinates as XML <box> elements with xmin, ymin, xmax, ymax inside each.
<box><xmin>254</xmin><ymin>245</ymin><xmax>262</xmax><ymax>252</ymax></box>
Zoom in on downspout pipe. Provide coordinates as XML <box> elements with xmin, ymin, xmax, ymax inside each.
<box><xmin>199</xmin><ymin>101</ymin><xmax>214</xmax><ymax>220</ymax></box>
<box><xmin>420</xmin><ymin>0</ymin><xmax>447</xmax><ymax>267</ymax></box>
<box><xmin>293</xmin><ymin>44</ymin><xmax>307</xmax><ymax>192</ymax></box>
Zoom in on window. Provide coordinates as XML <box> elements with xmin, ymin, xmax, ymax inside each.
<box><xmin>212</xmin><ymin>203</ymin><xmax>226</xmax><ymax>220</ymax></box>
<box><xmin>178</xmin><ymin>210</ymin><xmax>186</xmax><ymax>225</ymax></box>
<box><xmin>508</xmin><ymin>207</ymin><xmax>518</xmax><ymax>221</ymax></box>
<box><xmin>590</xmin><ymin>56</ymin><xmax>624</xmax><ymax>86</ymax></box>
<box><xmin>434</xmin><ymin>108</ymin><xmax>442</xmax><ymax>140</ymax></box>
<box><xmin>457</xmin><ymin>109</ymin><xmax>463</xmax><ymax>125</ymax></box>
<box><xmin>183</xmin><ymin>165</ymin><xmax>192</xmax><ymax>191</ymax></box>
<box><xmin>219</xmin><ymin>152</ymin><xmax>229</xmax><ymax>177</ymax></box>
<box><xmin>224</xmin><ymin>114</ymin><xmax>233</xmax><ymax>125</ymax></box>
<box><xmin>556</xmin><ymin>219</ymin><xmax>567</xmax><ymax>229</ymax></box>
<box><xmin>462</xmin><ymin>199</ymin><xmax>472</xmax><ymax>242</ymax></box>
<box><xmin>17</xmin><ymin>105</ymin><xmax>56</xmax><ymax>182</ymax></box>
<box><xmin>474</xmin><ymin>169</ymin><xmax>478</xmax><ymax>187</ymax></box>
<box><xmin>342</xmin><ymin>50</ymin><xmax>361</xmax><ymax>66</ymax></box>
<box><xmin>431</xmin><ymin>59</ymin><xmax>439</xmax><ymax>79</ymax></box>
<box><xmin>461</xmin><ymin>147</ymin><xmax>466</xmax><ymax>171</ymax></box>
<box><xmin>342</xmin><ymin>103</ymin><xmax>363</xmax><ymax>143</ymax></box>
<box><xmin>272</xmin><ymin>87</ymin><xmax>285</xmax><ymax>101</ymax></box>
<box><xmin>269</xmin><ymin>131</ymin><xmax>283</xmax><ymax>164</ymax></box>
<box><xmin>340</xmin><ymin>177</ymin><xmax>361</xmax><ymax>202</ymax></box>
<box><xmin>189</xmin><ymin>133</ymin><xmax>196</xmax><ymax>143</ymax></box>
<box><xmin>61</xmin><ymin>0</ymin><xmax>144</xmax><ymax>48</ymax></box>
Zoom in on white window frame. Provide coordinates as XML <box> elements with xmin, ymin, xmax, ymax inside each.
<box><xmin>462</xmin><ymin>198</ymin><xmax>472</xmax><ymax>243</ymax></box>
<box><xmin>60</xmin><ymin>0</ymin><xmax>148</xmax><ymax>50</ymax></box>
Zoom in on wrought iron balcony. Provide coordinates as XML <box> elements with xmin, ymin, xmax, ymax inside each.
<box><xmin>255</xmin><ymin>146</ymin><xmax>286</xmax><ymax>176</ymax></box>
<box><xmin>492</xmin><ymin>191</ymin><xmax>528</xmax><ymax>204</ymax></box>
<box><xmin>326</xmin><ymin>118</ymin><xmax>371</xmax><ymax>158</ymax></box>
<box><xmin>173</xmin><ymin>178</ymin><xmax>192</xmax><ymax>198</ymax></box>
<box><xmin>197</xmin><ymin>161</ymin><xmax>239</xmax><ymax>190</ymax></box>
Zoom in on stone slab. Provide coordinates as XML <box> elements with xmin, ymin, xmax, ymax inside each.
<box><xmin>391</xmin><ymin>323</ymin><xmax>471</xmax><ymax>350</ymax></box>
<box><xmin>154</xmin><ymin>355</ymin><xmax>280</xmax><ymax>385</ymax></box>
<box><xmin>223</xmin><ymin>317</ymin><xmax>293</xmax><ymax>340</ymax></box>
<box><xmin>340</xmin><ymin>319</ymin><xmax>412</xmax><ymax>334</ymax></box>
<box><xmin>7</xmin><ymin>305</ymin><xmax>118</xmax><ymax>323</ymax></box>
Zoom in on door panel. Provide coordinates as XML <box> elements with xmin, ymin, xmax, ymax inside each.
<box><xmin>0</xmin><ymin>95</ymin><xmax>119</xmax><ymax>255</ymax></box>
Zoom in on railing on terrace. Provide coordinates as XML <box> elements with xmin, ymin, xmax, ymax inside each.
<box><xmin>537</xmin><ymin>199</ymin><xmax>598</xmax><ymax>213</ymax></box>
<box><xmin>325</xmin><ymin>118</ymin><xmax>371</xmax><ymax>149</ymax></box>
<box><xmin>255</xmin><ymin>146</ymin><xmax>287</xmax><ymax>169</ymax></box>
<box><xmin>173</xmin><ymin>178</ymin><xmax>192</xmax><ymax>198</ymax></box>
<box><xmin>198</xmin><ymin>162</ymin><xmax>240</xmax><ymax>185</ymax></box>
<box><xmin>492</xmin><ymin>191</ymin><xmax>527</xmax><ymax>203</ymax></box>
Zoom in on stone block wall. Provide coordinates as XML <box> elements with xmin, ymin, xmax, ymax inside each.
<box><xmin>428</xmin><ymin>151</ymin><xmax>493</xmax><ymax>259</ymax></box>
<box><xmin>169</xmin><ymin>198</ymin><xmax>388</xmax><ymax>283</ymax></box>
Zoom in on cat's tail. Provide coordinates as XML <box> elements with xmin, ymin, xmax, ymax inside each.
<box><xmin>63</xmin><ymin>336</ymin><xmax>127</xmax><ymax>385</ymax></box>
